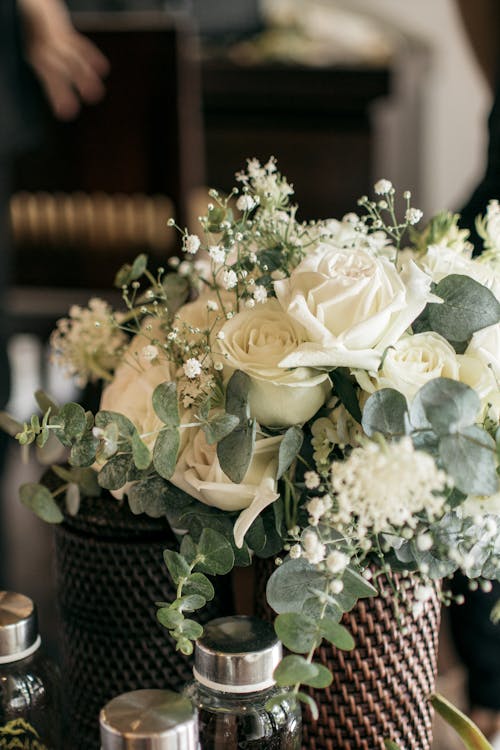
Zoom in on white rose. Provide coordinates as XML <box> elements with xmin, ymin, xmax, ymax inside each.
<box><xmin>466</xmin><ymin>323</ymin><xmax>500</xmax><ymax>381</ymax></box>
<box><xmin>463</xmin><ymin>323</ymin><xmax>500</xmax><ymax>419</ymax></box>
<box><xmin>214</xmin><ymin>300</ymin><xmax>331</xmax><ymax>427</ymax></box>
<box><xmin>176</xmin><ymin>290</ymin><xmax>235</xmax><ymax>343</ymax></box>
<box><xmin>275</xmin><ymin>245</ymin><xmax>438</xmax><ymax>371</ymax></box>
<box><xmin>170</xmin><ymin>429</ymin><xmax>282</xmax><ymax>547</ymax></box>
<box><xmin>355</xmin><ymin>332</ymin><xmax>460</xmax><ymax>402</ymax></box>
<box><xmin>421</xmin><ymin>244</ymin><xmax>500</xmax><ymax>301</ymax></box>
<box><xmin>100</xmin><ymin>330</ymin><xmax>176</xmax><ymax>451</ymax></box>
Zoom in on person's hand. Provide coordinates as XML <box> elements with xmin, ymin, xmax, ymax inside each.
<box><xmin>18</xmin><ymin>0</ymin><xmax>110</xmax><ymax>120</ymax></box>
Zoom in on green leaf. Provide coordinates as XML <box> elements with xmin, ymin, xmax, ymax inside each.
<box><xmin>305</xmin><ymin>663</ymin><xmax>333</xmax><ymax>688</ymax></box>
<box><xmin>183</xmin><ymin>573</ymin><xmax>215</xmax><ymax>601</ymax></box>
<box><xmin>202</xmin><ymin>413</ymin><xmax>239</xmax><ymax>445</ymax></box>
<box><xmin>172</xmin><ymin>594</ymin><xmax>206</xmax><ymax>613</ymax></box>
<box><xmin>225</xmin><ymin>370</ymin><xmax>251</xmax><ymax>422</ymax></box>
<box><xmin>274</xmin><ymin>655</ymin><xmax>319</xmax><ymax>687</ymax></box>
<box><xmin>152</xmin><ymin>382</ymin><xmax>180</xmax><ymax>427</ymax></box>
<box><xmin>157</xmin><ymin>606</ymin><xmax>184</xmax><ymax>629</ymax></box>
<box><xmin>127</xmin><ymin>476</ymin><xmax>170</xmax><ymax>517</ymax></box>
<box><xmin>362</xmin><ymin>389</ymin><xmax>407</xmax><ymax>438</ymax></box>
<box><xmin>266</xmin><ymin>558</ymin><xmax>326</xmax><ymax>615</ymax></box>
<box><xmin>413</xmin><ymin>378</ymin><xmax>480</xmax><ymax>436</ymax></box>
<box><xmin>162</xmin><ymin>272</ymin><xmax>190</xmax><ymax>315</ymax></box>
<box><xmin>342</xmin><ymin>567</ymin><xmax>378</xmax><ymax>599</ymax></box>
<box><xmin>180</xmin><ymin>535</ymin><xmax>198</xmax><ymax>565</ymax></box>
<box><xmin>429</xmin><ymin>693</ymin><xmax>494</xmax><ymax>750</ymax></box>
<box><xmin>70</xmin><ymin>432</ymin><xmax>99</xmax><ymax>467</ymax></box>
<box><xmin>179</xmin><ymin>619</ymin><xmax>204</xmax><ymax>640</ymax></box>
<box><xmin>384</xmin><ymin>741</ymin><xmax>403</xmax><ymax>750</ymax></box>
<box><xmin>163</xmin><ymin>549</ymin><xmax>191</xmax><ymax>585</ymax></box>
<box><xmin>195</xmin><ymin>528</ymin><xmax>235</xmax><ymax>575</ymax></box>
<box><xmin>295</xmin><ymin>692</ymin><xmax>319</xmax><ymax>721</ymax></box>
<box><xmin>428</xmin><ymin>274</ymin><xmax>500</xmax><ymax>342</ymax></box>
<box><xmin>98</xmin><ymin>454</ymin><xmax>132</xmax><ymax>490</ymax></box>
<box><xmin>56</xmin><ymin>403</ymin><xmax>87</xmax><ymax>440</ymax></box>
<box><xmin>131</xmin><ymin>430</ymin><xmax>151</xmax><ymax>470</ymax></box>
<box><xmin>331</xmin><ymin>368</ymin><xmax>362</xmax><ymax>423</ymax></box>
<box><xmin>319</xmin><ymin>619</ymin><xmax>355</xmax><ymax>651</ymax></box>
<box><xmin>130</xmin><ymin>253</ymin><xmax>148</xmax><ymax>280</ymax></box>
<box><xmin>153</xmin><ymin>428</ymin><xmax>180</xmax><ymax>479</ymax></box>
<box><xmin>439</xmin><ymin>426</ymin><xmax>498</xmax><ymax>495</ymax></box>
<box><xmin>217</xmin><ymin>420</ymin><xmax>256</xmax><ymax>483</ymax></box>
<box><xmin>34</xmin><ymin>389</ymin><xmax>59</xmax><ymax>416</ymax></box>
<box><xmin>275</xmin><ymin>612</ymin><xmax>319</xmax><ymax>653</ymax></box>
<box><xmin>20</xmin><ymin>483</ymin><xmax>63</xmax><ymax>523</ymax></box>
<box><xmin>95</xmin><ymin>410</ymin><xmax>135</xmax><ymax>437</ymax></box>
<box><xmin>277</xmin><ymin>427</ymin><xmax>304</xmax><ymax>480</ymax></box>
<box><xmin>65</xmin><ymin>483</ymin><xmax>80</xmax><ymax>516</ymax></box>
<box><xmin>72</xmin><ymin>467</ymin><xmax>101</xmax><ymax>497</ymax></box>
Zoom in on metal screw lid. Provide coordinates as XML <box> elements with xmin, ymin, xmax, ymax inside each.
<box><xmin>99</xmin><ymin>689</ymin><xmax>198</xmax><ymax>750</ymax></box>
<box><xmin>194</xmin><ymin>616</ymin><xmax>282</xmax><ymax>693</ymax></box>
<box><xmin>0</xmin><ymin>592</ymin><xmax>40</xmax><ymax>663</ymax></box>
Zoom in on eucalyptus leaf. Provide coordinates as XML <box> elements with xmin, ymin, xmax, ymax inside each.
<box><xmin>157</xmin><ymin>606</ymin><xmax>184</xmax><ymax>629</ymax></box>
<box><xmin>127</xmin><ymin>476</ymin><xmax>171</xmax><ymax>517</ymax></box>
<box><xmin>180</xmin><ymin>536</ymin><xmax>198</xmax><ymax>565</ymax></box>
<box><xmin>439</xmin><ymin>426</ymin><xmax>498</xmax><ymax>495</ymax></box>
<box><xmin>428</xmin><ymin>274</ymin><xmax>500</xmax><ymax>342</ymax></box>
<box><xmin>273</xmin><ymin>655</ymin><xmax>319</xmax><ymax>687</ymax></box>
<box><xmin>195</xmin><ymin>528</ymin><xmax>234</xmax><ymax>575</ymax></box>
<box><xmin>95</xmin><ymin>410</ymin><xmax>135</xmax><ymax>437</ymax></box>
<box><xmin>202</xmin><ymin>413</ymin><xmax>239</xmax><ymax>445</ymax></box>
<box><xmin>295</xmin><ymin>692</ymin><xmax>319</xmax><ymax>721</ymax></box>
<box><xmin>179</xmin><ymin>619</ymin><xmax>204</xmax><ymax>640</ymax></box>
<box><xmin>342</xmin><ymin>567</ymin><xmax>377</xmax><ymax>599</ymax></box>
<box><xmin>20</xmin><ymin>483</ymin><xmax>63</xmax><ymax>523</ymax></box>
<box><xmin>362</xmin><ymin>389</ymin><xmax>407</xmax><ymax>438</ymax></box>
<box><xmin>153</xmin><ymin>427</ymin><xmax>180</xmax><ymax>479</ymax></box>
<box><xmin>304</xmin><ymin>663</ymin><xmax>333</xmax><ymax>689</ymax></box>
<box><xmin>98</xmin><ymin>454</ymin><xmax>132</xmax><ymax>490</ymax></box>
<box><xmin>70</xmin><ymin>432</ymin><xmax>99</xmax><ymax>467</ymax></box>
<box><xmin>319</xmin><ymin>619</ymin><xmax>355</xmax><ymax>651</ymax></box>
<box><xmin>274</xmin><ymin>612</ymin><xmax>319</xmax><ymax>653</ymax></box>
<box><xmin>244</xmin><ymin>516</ymin><xmax>267</xmax><ymax>553</ymax></box>
<box><xmin>183</xmin><ymin>573</ymin><xmax>215</xmax><ymax>601</ymax></box>
<box><xmin>266</xmin><ymin>558</ymin><xmax>326</xmax><ymax>615</ymax></box>
<box><xmin>56</xmin><ymin>402</ymin><xmax>87</xmax><ymax>440</ymax></box>
<box><xmin>152</xmin><ymin>382</ymin><xmax>180</xmax><ymax>427</ymax></box>
<box><xmin>217</xmin><ymin>421</ymin><xmax>256</xmax><ymax>484</ymax></box>
<box><xmin>131</xmin><ymin>430</ymin><xmax>151</xmax><ymax>470</ymax></box>
<box><xmin>130</xmin><ymin>253</ymin><xmax>148</xmax><ymax>280</ymax></box>
<box><xmin>172</xmin><ymin>594</ymin><xmax>206</xmax><ymax>613</ymax></box>
<box><xmin>163</xmin><ymin>549</ymin><xmax>190</xmax><ymax>585</ymax></box>
<box><xmin>277</xmin><ymin>427</ymin><xmax>304</xmax><ymax>480</ymax></box>
<box><xmin>413</xmin><ymin>378</ymin><xmax>480</xmax><ymax>436</ymax></box>
<box><xmin>225</xmin><ymin>370</ymin><xmax>251</xmax><ymax>422</ymax></box>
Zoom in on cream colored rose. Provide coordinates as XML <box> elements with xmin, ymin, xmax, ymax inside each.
<box><xmin>421</xmin><ymin>244</ymin><xmax>500</xmax><ymax>301</ymax></box>
<box><xmin>170</xmin><ymin>429</ymin><xmax>282</xmax><ymax>547</ymax></box>
<box><xmin>466</xmin><ymin>323</ymin><xmax>500</xmax><ymax>381</ymax></box>
<box><xmin>214</xmin><ymin>300</ymin><xmax>331</xmax><ymax>427</ymax></box>
<box><xmin>100</xmin><ymin>330</ymin><xmax>176</xmax><ymax>451</ymax></box>
<box><xmin>275</xmin><ymin>245</ymin><xmax>438</xmax><ymax>371</ymax></box>
<box><xmin>176</xmin><ymin>290</ymin><xmax>235</xmax><ymax>343</ymax></box>
<box><xmin>355</xmin><ymin>332</ymin><xmax>460</xmax><ymax>402</ymax></box>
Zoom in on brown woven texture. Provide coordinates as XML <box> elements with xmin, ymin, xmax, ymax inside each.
<box><xmin>254</xmin><ymin>559</ymin><xmax>440</xmax><ymax>750</ymax></box>
<box><xmin>54</xmin><ymin>497</ymin><xmax>233</xmax><ymax>750</ymax></box>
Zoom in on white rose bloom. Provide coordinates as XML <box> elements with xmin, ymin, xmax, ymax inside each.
<box><xmin>170</xmin><ymin>429</ymin><xmax>282</xmax><ymax>548</ymax></box>
<box><xmin>275</xmin><ymin>245</ymin><xmax>438</xmax><ymax>371</ymax></box>
<box><xmin>355</xmin><ymin>332</ymin><xmax>460</xmax><ymax>402</ymax></box>
<box><xmin>176</xmin><ymin>290</ymin><xmax>235</xmax><ymax>343</ymax></box>
<box><xmin>466</xmin><ymin>323</ymin><xmax>500</xmax><ymax>381</ymax></box>
<box><xmin>214</xmin><ymin>300</ymin><xmax>331</xmax><ymax>428</ymax></box>
<box><xmin>421</xmin><ymin>244</ymin><xmax>500</xmax><ymax>300</ymax></box>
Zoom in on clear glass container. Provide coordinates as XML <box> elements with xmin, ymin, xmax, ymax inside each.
<box><xmin>0</xmin><ymin>592</ymin><xmax>61</xmax><ymax>749</ymax></box>
<box><xmin>187</xmin><ymin>616</ymin><xmax>301</xmax><ymax>750</ymax></box>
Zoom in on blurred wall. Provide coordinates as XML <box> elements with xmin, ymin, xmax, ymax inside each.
<box><xmin>348</xmin><ymin>0</ymin><xmax>491</xmax><ymax>216</ymax></box>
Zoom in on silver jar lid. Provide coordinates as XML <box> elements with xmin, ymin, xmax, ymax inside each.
<box><xmin>99</xmin><ymin>689</ymin><xmax>198</xmax><ymax>750</ymax></box>
<box><xmin>0</xmin><ymin>591</ymin><xmax>40</xmax><ymax>663</ymax></box>
<box><xmin>194</xmin><ymin>616</ymin><xmax>282</xmax><ymax>693</ymax></box>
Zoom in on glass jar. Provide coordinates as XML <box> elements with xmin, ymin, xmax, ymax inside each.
<box><xmin>186</xmin><ymin>616</ymin><xmax>301</xmax><ymax>750</ymax></box>
<box><xmin>0</xmin><ymin>591</ymin><xmax>61</xmax><ymax>749</ymax></box>
<box><xmin>100</xmin><ymin>689</ymin><xmax>199</xmax><ymax>749</ymax></box>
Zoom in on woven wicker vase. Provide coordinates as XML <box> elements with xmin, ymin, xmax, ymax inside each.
<box><xmin>53</xmin><ymin>497</ymin><xmax>233</xmax><ymax>750</ymax></box>
<box><xmin>255</xmin><ymin>562</ymin><xmax>440</xmax><ymax>750</ymax></box>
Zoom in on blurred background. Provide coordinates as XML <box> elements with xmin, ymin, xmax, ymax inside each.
<box><xmin>0</xmin><ymin>1</ymin><xmax>495</xmax><ymax>747</ymax></box>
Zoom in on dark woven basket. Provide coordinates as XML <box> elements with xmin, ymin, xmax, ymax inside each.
<box><xmin>254</xmin><ymin>559</ymin><xmax>440</xmax><ymax>750</ymax></box>
<box><xmin>54</xmin><ymin>496</ymin><xmax>233</xmax><ymax>750</ymax></box>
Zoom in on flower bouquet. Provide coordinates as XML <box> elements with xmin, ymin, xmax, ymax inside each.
<box><xmin>5</xmin><ymin>158</ymin><xmax>500</xmax><ymax>747</ymax></box>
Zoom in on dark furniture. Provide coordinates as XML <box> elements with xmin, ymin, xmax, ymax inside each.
<box><xmin>201</xmin><ymin>60</ymin><xmax>391</xmax><ymax>220</ymax></box>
